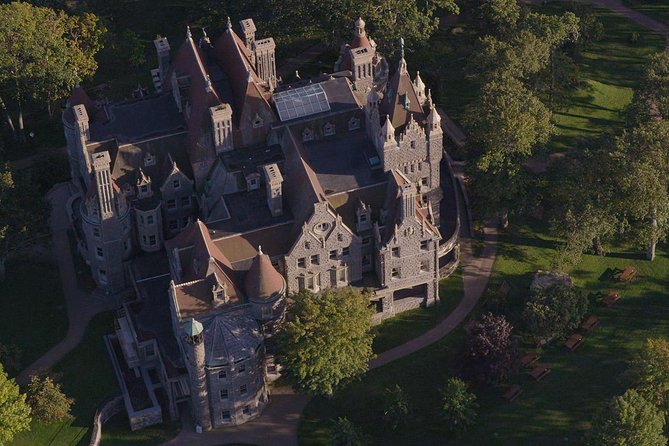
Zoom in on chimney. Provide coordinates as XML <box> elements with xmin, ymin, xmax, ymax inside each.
<box><xmin>239</xmin><ymin>19</ymin><xmax>257</xmax><ymax>58</ymax></box>
<box><xmin>262</xmin><ymin>163</ymin><xmax>283</xmax><ymax>217</ymax></box>
<box><xmin>153</xmin><ymin>37</ymin><xmax>171</xmax><ymax>89</ymax></box>
<box><xmin>398</xmin><ymin>182</ymin><xmax>416</xmax><ymax>222</ymax></box>
<box><xmin>209</xmin><ymin>104</ymin><xmax>233</xmax><ymax>153</ymax></box>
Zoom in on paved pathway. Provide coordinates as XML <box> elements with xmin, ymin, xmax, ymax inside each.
<box><xmin>17</xmin><ymin>182</ymin><xmax>116</xmax><ymax>385</ymax></box>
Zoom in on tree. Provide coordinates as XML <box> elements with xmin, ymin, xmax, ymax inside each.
<box><xmin>473</xmin><ymin>0</ymin><xmax>520</xmax><ymax>36</ymax></box>
<box><xmin>523</xmin><ymin>284</ymin><xmax>588</xmax><ymax>342</ymax></box>
<box><xmin>330</xmin><ymin>417</ymin><xmax>363</xmax><ymax>446</ymax></box>
<box><xmin>440</xmin><ymin>377</ymin><xmax>478</xmax><ymax>434</ymax></box>
<box><xmin>463</xmin><ymin>313</ymin><xmax>519</xmax><ymax>384</ymax></box>
<box><xmin>616</xmin><ymin>121</ymin><xmax>669</xmax><ymax>260</ymax></box>
<box><xmin>586</xmin><ymin>389</ymin><xmax>666</xmax><ymax>446</ymax></box>
<box><xmin>0</xmin><ymin>3</ymin><xmax>105</xmax><ymax>139</ymax></box>
<box><xmin>627</xmin><ymin>338</ymin><xmax>669</xmax><ymax>411</ymax></box>
<box><xmin>26</xmin><ymin>373</ymin><xmax>73</xmax><ymax>424</ymax></box>
<box><xmin>383</xmin><ymin>384</ymin><xmax>410</xmax><ymax>430</ymax></box>
<box><xmin>629</xmin><ymin>52</ymin><xmax>669</xmax><ymax>125</ymax></box>
<box><xmin>0</xmin><ymin>165</ymin><xmax>49</xmax><ymax>281</ymax></box>
<box><xmin>276</xmin><ymin>288</ymin><xmax>374</xmax><ymax>395</ymax></box>
<box><xmin>0</xmin><ymin>363</ymin><xmax>31</xmax><ymax>445</ymax></box>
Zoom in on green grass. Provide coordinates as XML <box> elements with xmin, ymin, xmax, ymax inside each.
<box><xmin>0</xmin><ymin>257</ymin><xmax>68</xmax><ymax>376</ymax></box>
<box><xmin>543</xmin><ymin>4</ymin><xmax>665</xmax><ymax>151</ymax></box>
<box><xmin>624</xmin><ymin>1</ymin><xmax>669</xmax><ymax>26</ymax></box>
<box><xmin>371</xmin><ymin>269</ymin><xmax>464</xmax><ymax>354</ymax></box>
<box><xmin>101</xmin><ymin>415</ymin><xmax>180</xmax><ymax>446</ymax></box>
<box><xmin>299</xmin><ymin>219</ymin><xmax>669</xmax><ymax>445</ymax></box>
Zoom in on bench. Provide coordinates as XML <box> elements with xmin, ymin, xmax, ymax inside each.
<box><xmin>580</xmin><ymin>315</ymin><xmax>599</xmax><ymax>331</ymax></box>
<box><xmin>503</xmin><ymin>385</ymin><xmax>523</xmax><ymax>402</ymax></box>
<box><xmin>617</xmin><ymin>265</ymin><xmax>637</xmax><ymax>282</ymax></box>
<box><xmin>529</xmin><ymin>364</ymin><xmax>551</xmax><ymax>381</ymax></box>
<box><xmin>565</xmin><ymin>334</ymin><xmax>584</xmax><ymax>351</ymax></box>
<box><xmin>520</xmin><ymin>353</ymin><xmax>540</xmax><ymax>368</ymax></box>
<box><xmin>602</xmin><ymin>290</ymin><xmax>621</xmax><ymax>308</ymax></box>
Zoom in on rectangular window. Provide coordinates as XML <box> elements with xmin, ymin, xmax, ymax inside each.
<box><xmin>96</xmin><ymin>247</ymin><xmax>104</xmax><ymax>259</ymax></box>
<box><xmin>146</xmin><ymin>215</ymin><xmax>154</xmax><ymax>225</ymax></box>
<box><xmin>181</xmin><ymin>196</ymin><xmax>191</xmax><ymax>207</ymax></box>
<box><xmin>297</xmin><ymin>276</ymin><xmax>305</xmax><ymax>291</ymax></box>
<box><xmin>362</xmin><ymin>237</ymin><xmax>371</xmax><ymax>246</ymax></box>
<box><xmin>410</xmin><ymin>140</ymin><xmax>416</xmax><ymax>149</ymax></box>
<box><xmin>421</xmin><ymin>240</ymin><xmax>429</xmax><ymax>250</ymax></box>
<box><xmin>421</xmin><ymin>177</ymin><xmax>429</xmax><ymax>186</ymax></box>
<box><xmin>238</xmin><ymin>364</ymin><xmax>246</xmax><ymax>375</ymax></box>
<box><xmin>310</xmin><ymin>254</ymin><xmax>319</xmax><ymax>265</ymax></box>
<box><xmin>240</xmin><ymin>384</ymin><xmax>248</xmax><ymax>395</ymax></box>
<box><xmin>93</xmin><ymin>227</ymin><xmax>101</xmax><ymax>238</ymax></box>
<box><xmin>420</xmin><ymin>260</ymin><xmax>430</xmax><ymax>272</ymax></box>
<box><xmin>338</xmin><ymin>267</ymin><xmax>346</xmax><ymax>283</ymax></box>
<box><xmin>222</xmin><ymin>410</ymin><xmax>231</xmax><ymax>421</ymax></box>
<box><xmin>329</xmin><ymin>250</ymin><xmax>338</xmax><ymax>260</ymax></box>
<box><xmin>391</xmin><ymin>268</ymin><xmax>400</xmax><ymax>279</ymax></box>
<box><xmin>359</xmin><ymin>213</ymin><xmax>367</xmax><ymax>222</ymax></box>
<box><xmin>173</xmin><ymin>179</ymin><xmax>180</xmax><ymax>189</ymax></box>
<box><xmin>140</xmin><ymin>185</ymin><xmax>149</xmax><ymax>194</ymax></box>
<box><xmin>218</xmin><ymin>370</ymin><xmax>227</xmax><ymax>380</ymax></box>
<box><xmin>167</xmin><ymin>199</ymin><xmax>176</xmax><ymax>210</ymax></box>
<box><xmin>297</xmin><ymin>257</ymin><xmax>306</xmax><ymax>268</ymax></box>
<box><xmin>392</xmin><ymin>247</ymin><xmax>400</xmax><ymax>258</ymax></box>
<box><xmin>243</xmin><ymin>405</ymin><xmax>251</xmax><ymax>415</ymax></box>
<box><xmin>144</xmin><ymin>343</ymin><xmax>155</xmax><ymax>358</ymax></box>
<box><xmin>139</xmin><ymin>215</ymin><xmax>145</xmax><ymax>225</ymax></box>
<box><xmin>149</xmin><ymin>235</ymin><xmax>156</xmax><ymax>246</ymax></box>
<box><xmin>169</xmin><ymin>220</ymin><xmax>178</xmax><ymax>230</ymax></box>
<box><xmin>220</xmin><ymin>388</ymin><xmax>228</xmax><ymax>400</ymax></box>
<box><xmin>342</xmin><ymin>246</ymin><xmax>350</xmax><ymax>257</ymax></box>
<box><xmin>182</xmin><ymin>216</ymin><xmax>190</xmax><ymax>227</ymax></box>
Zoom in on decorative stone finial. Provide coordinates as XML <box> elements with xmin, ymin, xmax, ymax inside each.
<box><xmin>186</xmin><ymin>25</ymin><xmax>192</xmax><ymax>40</ymax></box>
<box><xmin>226</xmin><ymin>16</ymin><xmax>232</xmax><ymax>30</ymax></box>
<box><xmin>258</xmin><ymin>245</ymin><xmax>263</xmax><ymax>255</ymax></box>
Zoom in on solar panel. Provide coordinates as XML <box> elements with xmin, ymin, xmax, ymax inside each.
<box><xmin>273</xmin><ymin>84</ymin><xmax>331</xmax><ymax>122</ymax></box>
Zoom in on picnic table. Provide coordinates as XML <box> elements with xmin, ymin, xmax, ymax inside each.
<box><xmin>580</xmin><ymin>315</ymin><xmax>599</xmax><ymax>331</ymax></box>
<box><xmin>565</xmin><ymin>334</ymin><xmax>584</xmax><ymax>351</ymax></box>
<box><xmin>617</xmin><ymin>265</ymin><xmax>637</xmax><ymax>282</ymax></box>
<box><xmin>503</xmin><ymin>385</ymin><xmax>523</xmax><ymax>402</ymax></box>
<box><xmin>520</xmin><ymin>353</ymin><xmax>540</xmax><ymax>368</ymax></box>
<box><xmin>528</xmin><ymin>364</ymin><xmax>551</xmax><ymax>381</ymax></box>
<box><xmin>602</xmin><ymin>290</ymin><xmax>621</xmax><ymax>308</ymax></box>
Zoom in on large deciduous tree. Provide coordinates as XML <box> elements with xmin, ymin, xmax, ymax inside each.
<box><xmin>26</xmin><ymin>373</ymin><xmax>73</xmax><ymax>424</ymax></box>
<box><xmin>463</xmin><ymin>313</ymin><xmax>519</xmax><ymax>384</ymax></box>
<box><xmin>0</xmin><ymin>363</ymin><xmax>32</xmax><ymax>445</ymax></box>
<box><xmin>276</xmin><ymin>288</ymin><xmax>374</xmax><ymax>396</ymax></box>
<box><xmin>626</xmin><ymin>338</ymin><xmax>669</xmax><ymax>411</ymax></box>
<box><xmin>383</xmin><ymin>384</ymin><xmax>410</xmax><ymax>430</ymax></box>
<box><xmin>523</xmin><ymin>284</ymin><xmax>587</xmax><ymax>342</ymax></box>
<box><xmin>587</xmin><ymin>389</ymin><xmax>666</xmax><ymax>446</ymax></box>
<box><xmin>629</xmin><ymin>51</ymin><xmax>669</xmax><ymax>125</ymax></box>
<box><xmin>0</xmin><ymin>2</ymin><xmax>105</xmax><ymax>140</ymax></box>
<box><xmin>616</xmin><ymin>121</ymin><xmax>669</xmax><ymax>260</ymax></box>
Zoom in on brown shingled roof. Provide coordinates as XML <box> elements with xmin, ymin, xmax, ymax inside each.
<box><xmin>244</xmin><ymin>249</ymin><xmax>285</xmax><ymax>300</ymax></box>
<box><xmin>381</xmin><ymin>62</ymin><xmax>424</xmax><ymax>129</ymax></box>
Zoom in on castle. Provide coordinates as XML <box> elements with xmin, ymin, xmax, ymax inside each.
<box><xmin>63</xmin><ymin>17</ymin><xmax>459</xmax><ymax>431</ymax></box>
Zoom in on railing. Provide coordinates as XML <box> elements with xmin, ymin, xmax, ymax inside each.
<box><xmin>88</xmin><ymin>395</ymin><xmax>123</xmax><ymax>446</ymax></box>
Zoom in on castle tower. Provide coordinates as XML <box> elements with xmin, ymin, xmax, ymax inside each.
<box><xmin>209</xmin><ymin>104</ymin><xmax>234</xmax><ymax>153</ymax></box>
<box><xmin>183</xmin><ymin>318</ymin><xmax>213</xmax><ymax>431</ymax></box>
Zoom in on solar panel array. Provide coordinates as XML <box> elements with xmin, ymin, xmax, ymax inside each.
<box><xmin>274</xmin><ymin>84</ymin><xmax>331</xmax><ymax>122</ymax></box>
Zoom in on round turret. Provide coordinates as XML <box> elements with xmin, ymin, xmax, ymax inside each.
<box><xmin>244</xmin><ymin>247</ymin><xmax>286</xmax><ymax>325</ymax></box>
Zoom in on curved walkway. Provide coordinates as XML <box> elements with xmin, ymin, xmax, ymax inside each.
<box><xmin>17</xmin><ymin>182</ymin><xmax>116</xmax><ymax>385</ymax></box>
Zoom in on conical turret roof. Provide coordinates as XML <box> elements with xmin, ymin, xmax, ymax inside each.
<box><xmin>244</xmin><ymin>247</ymin><xmax>285</xmax><ymax>300</ymax></box>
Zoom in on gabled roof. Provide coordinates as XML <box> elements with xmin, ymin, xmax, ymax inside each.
<box><xmin>381</xmin><ymin>60</ymin><xmax>424</xmax><ymax>129</ymax></box>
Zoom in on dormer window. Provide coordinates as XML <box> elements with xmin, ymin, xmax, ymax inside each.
<box><xmin>123</xmin><ymin>183</ymin><xmax>134</xmax><ymax>196</ymax></box>
<box><xmin>140</xmin><ymin>185</ymin><xmax>149</xmax><ymax>194</ymax></box>
<box><xmin>252</xmin><ymin>113</ymin><xmax>264</xmax><ymax>128</ymax></box>
<box><xmin>144</xmin><ymin>153</ymin><xmax>156</xmax><ymax>166</ymax></box>
<box><xmin>173</xmin><ymin>179</ymin><xmax>180</xmax><ymax>189</ymax></box>
<box><xmin>213</xmin><ymin>282</ymin><xmax>227</xmax><ymax>304</ymax></box>
<box><xmin>302</xmin><ymin>128</ymin><xmax>314</xmax><ymax>142</ymax></box>
<box><xmin>348</xmin><ymin>116</ymin><xmax>360</xmax><ymax>131</ymax></box>
<box><xmin>323</xmin><ymin>122</ymin><xmax>335</xmax><ymax>137</ymax></box>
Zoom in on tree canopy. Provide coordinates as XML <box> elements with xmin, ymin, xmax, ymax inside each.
<box><xmin>440</xmin><ymin>377</ymin><xmax>478</xmax><ymax>434</ymax></box>
<box><xmin>26</xmin><ymin>373</ymin><xmax>73</xmax><ymax>424</ymax></box>
<box><xmin>0</xmin><ymin>363</ymin><xmax>31</xmax><ymax>445</ymax></box>
<box><xmin>463</xmin><ymin>313</ymin><xmax>519</xmax><ymax>384</ymax></box>
<box><xmin>523</xmin><ymin>284</ymin><xmax>587</xmax><ymax>342</ymax></box>
<box><xmin>276</xmin><ymin>288</ymin><xmax>374</xmax><ymax>395</ymax></box>
<box><xmin>626</xmin><ymin>338</ymin><xmax>669</xmax><ymax>411</ymax></box>
<box><xmin>383</xmin><ymin>384</ymin><xmax>410</xmax><ymax>430</ymax></box>
<box><xmin>330</xmin><ymin>416</ymin><xmax>363</xmax><ymax>446</ymax></box>
<box><xmin>587</xmin><ymin>389</ymin><xmax>667</xmax><ymax>446</ymax></box>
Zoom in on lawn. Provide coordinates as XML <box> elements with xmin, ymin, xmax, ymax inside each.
<box><xmin>0</xmin><ymin>256</ymin><xmax>68</xmax><ymax>376</ymax></box>
<box><xmin>624</xmin><ymin>0</ymin><xmax>669</xmax><ymax>26</ymax></box>
<box><xmin>371</xmin><ymin>269</ymin><xmax>464</xmax><ymax>354</ymax></box>
<box><xmin>299</xmin><ymin>219</ymin><xmax>669</xmax><ymax>445</ymax></box>
<box><xmin>542</xmin><ymin>3</ymin><xmax>665</xmax><ymax>152</ymax></box>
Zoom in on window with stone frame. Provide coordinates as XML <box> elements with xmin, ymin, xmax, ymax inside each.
<box><xmin>240</xmin><ymin>384</ymin><xmax>248</xmax><ymax>395</ymax></box>
<box><xmin>329</xmin><ymin>249</ymin><xmax>338</xmax><ymax>260</ymax></box>
<box><xmin>410</xmin><ymin>140</ymin><xmax>416</xmax><ymax>149</ymax></box>
<box><xmin>146</xmin><ymin>215</ymin><xmax>154</xmax><ymax>225</ymax></box>
<box><xmin>420</xmin><ymin>260</ymin><xmax>430</xmax><ymax>273</ymax></box>
<box><xmin>144</xmin><ymin>343</ymin><xmax>155</xmax><ymax>358</ymax></box>
<box><xmin>323</xmin><ymin>122</ymin><xmax>335</xmax><ymax>136</ymax></box>
<box><xmin>391</xmin><ymin>267</ymin><xmax>400</xmax><ymax>279</ymax></box>
<box><xmin>144</xmin><ymin>153</ymin><xmax>156</xmax><ymax>166</ymax></box>
<box><xmin>338</xmin><ymin>266</ymin><xmax>347</xmax><ymax>283</ymax></box>
<box><xmin>302</xmin><ymin>127</ymin><xmax>314</xmax><ymax>142</ymax></box>
<box><xmin>140</xmin><ymin>184</ymin><xmax>149</xmax><ymax>194</ymax></box>
<box><xmin>342</xmin><ymin>246</ymin><xmax>350</xmax><ymax>256</ymax></box>
<box><xmin>421</xmin><ymin>177</ymin><xmax>429</xmax><ymax>186</ymax></box>
<box><xmin>297</xmin><ymin>257</ymin><xmax>306</xmax><ymax>268</ymax></box>
<box><xmin>421</xmin><ymin>240</ymin><xmax>430</xmax><ymax>251</ymax></box>
<box><xmin>222</xmin><ymin>410</ymin><xmax>231</xmax><ymax>421</ymax></box>
<box><xmin>93</xmin><ymin>227</ymin><xmax>101</xmax><ymax>238</ymax></box>
<box><xmin>392</xmin><ymin>247</ymin><xmax>400</xmax><ymax>258</ymax></box>
<box><xmin>243</xmin><ymin>405</ymin><xmax>251</xmax><ymax>415</ymax></box>
<box><xmin>173</xmin><ymin>179</ymin><xmax>181</xmax><ymax>189</ymax></box>
<box><xmin>310</xmin><ymin>254</ymin><xmax>319</xmax><ymax>265</ymax></box>
<box><xmin>348</xmin><ymin>116</ymin><xmax>361</xmax><ymax>131</ymax></box>
<box><xmin>167</xmin><ymin>199</ymin><xmax>176</xmax><ymax>210</ymax></box>
<box><xmin>218</xmin><ymin>370</ymin><xmax>227</xmax><ymax>379</ymax></box>
<box><xmin>238</xmin><ymin>364</ymin><xmax>246</xmax><ymax>375</ymax></box>
<box><xmin>220</xmin><ymin>388</ymin><xmax>229</xmax><ymax>400</ymax></box>
<box><xmin>96</xmin><ymin>247</ymin><xmax>104</xmax><ymax>259</ymax></box>
<box><xmin>359</xmin><ymin>212</ymin><xmax>367</xmax><ymax>223</ymax></box>
<box><xmin>149</xmin><ymin>235</ymin><xmax>157</xmax><ymax>246</ymax></box>
<box><xmin>181</xmin><ymin>196</ymin><xmax>191</xmax><ymax>207</ymax></box>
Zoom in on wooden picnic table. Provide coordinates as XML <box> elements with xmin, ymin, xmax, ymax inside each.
<box><xmin>565</xmin><ymin>334</ymin><xmax>584</xmax><ymax>351</ymax></box>
<box><xmin>580</xmin><ymin>315</ymin><xmax>599</xmax><ymax>331</ymax></box>
<box><xmin>503</xmin><ymin>385</ymin><xmax>523</xmax><ymax>402</ymax></box>
<box><xmin>602</xmin><ymin>290</ymin><xmax>621</xmax><ymax>308</ymax></box>
<box><xmin>520</xmin><ymin>353</ymin><xmax>540</xmax><ymax>368</ymax></box>
<box><xmin>618</xmin><ymin>265</ymin><xmax>637</xmax><ymax>282</ymax></box>
<box><xmin>529</xmin><ymin>364</ymin><xmax>551</xmax><ymax>381</ymax></box>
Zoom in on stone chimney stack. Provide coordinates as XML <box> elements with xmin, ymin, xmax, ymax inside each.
<box><xmin>398</xmin><ymin>181</ymin><xmax>416</xmax><ymax>222</ymax></box>
<box><xmin>239</xmin><ymin>18</ymin><xmax>257</xmax><ymax>60</ymax></box>
<box><xmin>153</xmin><ymin>37</ymin><xmax>171</xmax><ymax>90</ymax></box>
<box><xmin>209</xmin><ymin>104</ymin><xmax>234</xmax><ymax>153</ymax></box>
<box><xmin>262</xmin><ymin>163</ymin><xmax>283</xmax><ymax>217</ymax></box>
<box><xmin>91</xmin><ymin>151</ymin><xmax>116</xmax><ymax>218</ymax></box>
<box><xmin>183</xmin><ymin>319</ymin><xmax>212</xmax><ymax>431</ymax></box>
<box><xmin>72</xmin><ymin>104</ymin><xmax>92</xmax><ymax>179</ymax></box>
